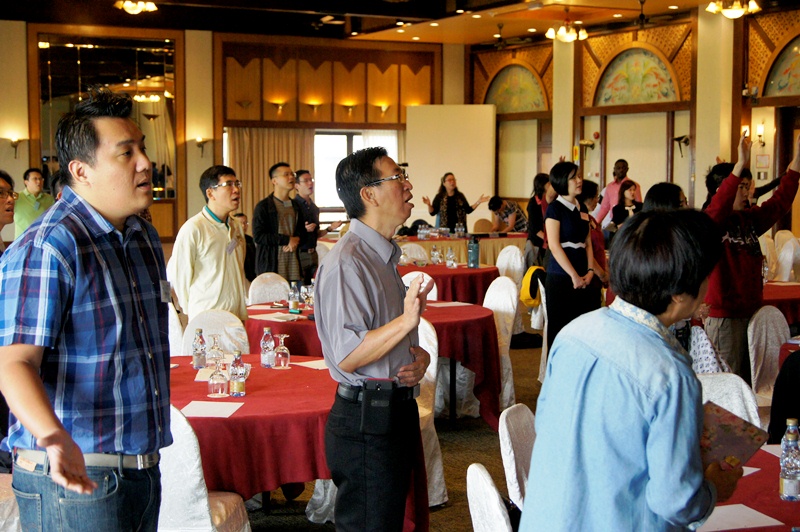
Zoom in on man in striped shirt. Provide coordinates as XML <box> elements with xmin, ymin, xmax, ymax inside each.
<box><xmin>0</xmin><ymin>87</ymin><xmax>171</xmax><ymax>531</ymax></box>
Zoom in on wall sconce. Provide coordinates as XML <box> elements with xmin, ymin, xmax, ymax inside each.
<box><xmin>673</xmin><ymin>135</ymin><xmax>690</xmax><ymax>158</ymax></box>
<box><xmin>578</xmin><ymin>139</ymin><xmax>595</xmax><ymax>159</ymax></box>
<box><xmin>196</xmin><ymin>137</ymin><xmax>209</xmax><ymax>158</ymax></box>
<box><xmin>378</xmin><ymin>104</ymin><xmax>390</xmax><ymax>115</ymax></box>
<box><xmin>344</xmin><ymin>104</ymin><xmax>355</xmax><ymax>115</ymax></box>
<box><xmin>271</xmin><ymin>101</ymin><xmax>285</xmax><ymax>112</ymax></box>
<box><xmin>8</xmin><ymin>138</ymin><xmax>25</xmax><ymax>159</ymax></box>
<box><xmin>756</xmin><ymin>123</ymin><xmax>765</xmax><ymax>147</ymax></box>
<box><xmin>307</xmin><ymin>103</ymin><xmax>320</xmax><ymax>113</ymax></box>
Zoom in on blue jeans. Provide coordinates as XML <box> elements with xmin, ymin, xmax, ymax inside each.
<box><xmin>12</xmin><ymin>458</ymin><xmax>161</xmax><ymax>531</ymax></box>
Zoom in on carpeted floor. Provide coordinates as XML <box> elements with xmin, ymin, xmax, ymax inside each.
<box><xmin>247</xmin><ymin>344</ymin><xmax>543</xmax><ymax>531</ymax></box>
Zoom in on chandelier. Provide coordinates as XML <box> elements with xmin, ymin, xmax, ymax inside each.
<box><xmin>113</xmin><ymin>1</ymin><xmax>158</xmax><ymax>15</ymax></box>
<box><xmin>545</xmin><ymin>9</ymin><xmax>588</xmax><ymax>43</ymax></box>
<box><xmin>705</xmin><ymin>1</ymin><xmax>761</xmax><ymax>19</ymax></box>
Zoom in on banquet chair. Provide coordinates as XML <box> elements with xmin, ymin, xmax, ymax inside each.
<box><xmin>774</xmin><ymin>238</ymin><xmax>800</xmax><ymax>282</ymax></box>
<box><xmin>417</xmin><ymin>318</ymin><xmax>448</xmax><ymax>506</ymax></box>
<box><xmin>774</xmin><ymin>229</ymin><xmax>795</xmax><ymax>256</ymax></box>
<box><xmin>759</xmin><ymin>234</ymin><xmax>778</xmax><ymax>281</ymax></box>
<box><xmin>696</xmin><ymin>373</ymin><xmax>762</xmax><ymax>428</ymax></box>
<box><xmin>158</xmin><ymin>406</ymin><xmax>251</xmax><ymax>532</ymax></box>
<box><xmin>466</xmin><ymin>463</ymin><xmax>513</xmax><ymax>532</ymax></box>
<box><xmin>401</xmin><ymin>271</ymin><xmax>438</xmax><ymax>301</ymax></box>
<box><xmin>472</xmin><ymin>218</ymin><xmax>493</xmax><ymax>233</ymax></box>
<box><xmin>316</xmin><ymin>243</ymin><xmax>330</xmax><ymax>263</ymax></box>
<box><xmin>400</xmin><ymin>243</ymin><xmax>429</xmax><ymax>262</ymax></box>
<box><xmin>499</xmin><ymin>403</ymin><xmax>536</xmax><ymax>510</ymax></box>
<box><xmin>182</xmin><ymin>310</ymin><xmax>249</xmax><ymax>357</ymax></box>
<box><xmin>0</xmin><ymin>474</ymin><xmax>20</xmax><ymax>532</ymax></box>
<box><xmin>690</xmin><ymin>325</ymin><xmax>731</xmax><ymax>374</ymax></box>
<box><xmin>496</xmin><ymin>245</ymin><xmax>526</xmax><ymax>335</ymax></box>
<box><xmin>748</xmin><ymin>305</ymin><xmax>790</xmax><ymax>407</ymax></box>
<box><xmin>483</xmin><ymin>276</ymin><xmax>518</xmax><ymax>410</ymax></box>
<box><xmin>248</xmin><ymin>272</ymin><xmax>290</xmax><ymax>305</ymax></box>
<box><xmin>167</xmin><ymin>301</ymin><xmax>185</xmax><ymax>357</ymax></box>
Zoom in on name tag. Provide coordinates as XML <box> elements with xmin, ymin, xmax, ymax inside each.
<box><xmin>226</xmin><ymin>238</ymin><xmax>238</xmax><ymax>255</ymax></box>
<box><xmin>160</xmin><ymin>280</ymin><xmax>171</xmax><ymax>304</ymax></box>
<box><xmin>580</xmin><ymin>212</ymin><xmax>590</xmax><ymax>221</ymax></box>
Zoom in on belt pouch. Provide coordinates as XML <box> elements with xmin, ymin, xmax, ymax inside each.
<box><xmin>360</xmin><ymin>379</ymin><xmax>394</xmax><ymax>435</ymax></box>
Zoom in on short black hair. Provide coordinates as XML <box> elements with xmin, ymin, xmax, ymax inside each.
<box><xmin>616</xmin><ymin>179</ymin><xmax>638</xmax><ymax>205</ymax></box>
<box><xmin>702</xmin><ymin>162</ymin><xmax>735</xmax><ymax>209</ymax></box>
<box><xmin>335</xmin><ymin>147</ymin><xmax>386</xmax><ymax>219</ymax></box>
<box><xmin>0</xmin><ymin>170</ymin><xmax>14</xmax><ymax>190</ymax></box>
<box><xmin>643</xmin><ymin>182</ymin><xmax>684</xmax><ymax>212</ymax></box>
<box><xmin>488</xmin><ymin>196</ymin><xmax>503</xmax><ymax>212</ymax></box>
<box><xmin>577</xmin><ymin>179</ymin><xmax>599</xmax><ymax>205</ymax></box>
<box><xmin>23</xmin><ymin>168</ymin><xmax>43</xmax><ymax>182</ymax></box>
<box><xmin>199</xmin><ymin>165</ymin><xmax>236</xmax><ymax>202</ymax></box>
<box><xmin>549</xmin><ymin>161</ymin><xmax>578</xmax><ymax>196</ymax></box>
<box><xmin>269</xmin><ymin>162</ymin><xmax>291</xmax><ymax>178</ymax></box>
<box><xmin>532</xmin><ymin>173</ymin><xmax>549</xmax><ymax>199</ymax></box>
<box><xmin>615</xmin><ymin>159</ymin><xmax>628</xmax><ymax>166</ymax></box>
<box><xmin>295</xmin><ymin>170</ymin><xmax>310</xmax><ymax>179</ymax></box>
<box><xmin>49</xmin><ymin>168</ymin><xmax>65</xmax><ymax>198</ymax></box>
<box><xmin>55</xmin><ymin>87</ymin><xmax>134</xmax><ymax>190</ymax></box>
<box><xmin>610</xmin><ymin>209</ymin><xmax>722</xmax><ymax>316</ymax></box>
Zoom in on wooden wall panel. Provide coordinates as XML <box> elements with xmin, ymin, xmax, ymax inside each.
<box><xmin>263</xmin><ymin>58</ymin><xmax>297</xmax><ymax>122</ymax></box>
<box><xmin>400</xmin><ymin>64</ymin><xmax>431</xmax><ymax>123</ymax></box>
<box><xmin>226</xmin><ymin>57</ymin><xmax>261</xmax><ymax>121</ymax></box>
<box><xmin>150</xmin><ymin>200</ymin><xmax>176</xmax><ymax>238</ymax></box>
<box><xmin>367</xmin><ymin>64</ymin><xmax>399</xmax><ymax>124</ymax></box>
<box><xmin>333</xmin><ymin>62</ymin><xmax>366</xmax><ymax>123</ymax></box>
<box><xmin>298</xmin><ymin>60</ymin><xmax>333</xmax><ymax>122</ymax></box>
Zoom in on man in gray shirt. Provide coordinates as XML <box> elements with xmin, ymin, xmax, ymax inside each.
<box><xmin>315</xmin><ymin>147</ymin><xmax>433</xmax><ymax>530</ymax></box>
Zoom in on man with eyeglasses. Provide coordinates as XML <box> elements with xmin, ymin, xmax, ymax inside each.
<box><xmin>294</xmin><ymin>170</ymin><xmax>342</xmax><ymax>284</ymax></box>
<box><xmin>315</xmin><ymin>147</ymin><xmax>433</xmax><ymax>530</ymax></box>
<box><xmin>169</xmin><ymin>165</ymin><xmax>247</xmax><ymax>321</ymax></box>
<box><xmin>14</xmin><ymin>167</ymin><xmax>55</xmax><ymax>239</ymax></box>
<box><xmin>252</xmin><ymin>162</ymin><xmax>306</xmax><ymax>282</ymax></box>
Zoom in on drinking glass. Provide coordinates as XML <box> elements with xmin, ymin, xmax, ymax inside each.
<box><xmin>207</xmin><ymin>359</ymin><xmax>229</xmax><ymax>397</ymax></box>
<box><xmin>301</xmin><ymin>285</ymin><xmax>314</xmax><ymax>309</ymax></box>
<box><xmin>206</xmin><ymin>334</ymin><xmax>223</xmax><ymax>368</ymax></box>
<box><xmin>274</xmin><ymin>334</ymin><xmax>291</xmax><ymax>369</ymax></box>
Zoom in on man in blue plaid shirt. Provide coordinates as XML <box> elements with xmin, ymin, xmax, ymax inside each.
<box><xmin>0</xmin><ymin>87</ymin><xmax>171</xmax><ymax>531</ymax></box>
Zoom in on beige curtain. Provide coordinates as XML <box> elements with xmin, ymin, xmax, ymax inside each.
<box><xmin>226</xmin><ymin>127</ymin><xmax>315</xmax><ymax>220</ymax></box>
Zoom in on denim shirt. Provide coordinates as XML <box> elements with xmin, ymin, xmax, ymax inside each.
<box><xmin>520</xmin><ymin>298</ymin><xmax>715</xmax><ymax>531</ymax></box>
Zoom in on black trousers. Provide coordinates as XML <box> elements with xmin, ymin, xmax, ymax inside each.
<box><xmin>544</xmin><ymin>271</ymin><xmax>600</xmax><ymax>352</ymax></box>
<box><xmin>325</xmin><ymin>392</ymin><xmax>420</xmax><ymax>532</ymax></box>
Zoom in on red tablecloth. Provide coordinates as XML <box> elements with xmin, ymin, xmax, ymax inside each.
<box><xmin>244</xmin><ymin>302</ymin><xmax>502</xmax><ymax>430</ymax></box>
<box><xmin>778</xmin><ymin>342</ymin><xmax>798</xmax><ymax>371</ymax></box>
<box><xmin>398</xmin><ymin>264</ymin><xmax>498</xmax><ymax>305</ymax></box>
<box><xmin>763</xmin><ymin>282</ymin><xmax>800</xmax><ymax>325</ymax></box>
<box><xmin>717</xmin><ymin>447</ymin><xmax>800</xmax><ymax>530</ymax></box>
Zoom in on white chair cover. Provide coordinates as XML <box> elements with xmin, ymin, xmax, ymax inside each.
<box><xmin>466</xmin><ymin>463</ymin><xmax>513</xmax><ymax>532</ymax></box>
<box><xmin>182</xmin><ymin>310</ymin><xmax>249</xmax><ymax>357</ymax></box>
<box><xmin>306</xmin><ymin>479</ymin><xmax>337</xmax><ymax>525</ymax></box>
<box><xmin>537</xmin><ymin>279</ymin><xmax>549</xmax><ymax>385</ymax></box>
<box><xmin>472</xmin><ymin>218</ymin><xmax>493</xmax><ymax>233</ymax></box>
<box><xmin>496</xmin><ymin>245</ymin><xmax>526</xmax><ymax>335</ymax></box>
<box><xmin>499</xmin><ymin>403</ymin><xmax>536</xmax><ymax>509</ymax></box>
<box><xmin>0</xmin><ymin>474</ymin><xmax>20</xmax><ymax>532</ymax></box>
<box><xmin>316</xmin><ymin>243</ymin><xmax>330</xmax><ymax>264</ymax></box>
<box><xmin>483</xmin><ymin>276</ymin><xmax>518</xmax><ymax>410</ymax></box>
<box><xmin>690</xmin><ymin>325</ymin><xmax>731</xmax><ymax>374</ymax></box>
<box><xmin>774</xmin><ymin>238</ymin><xmax>800</xmax><ymax>282</ymax></box>
<box><xmin>759</xmin><ymin>234</ymin><xmax>778</xmax><ymax>282</ymax></box>
<box><xmin>159</xmin><ymin>405</ymin><xmax>251</xmax><ymax>532</ymax></box>
<box><xmin>401</xmin><ymin>271</ymin><xmax>438</xmax><ymax>301</ymax></box>
<box><xmin>248</xmin><ymin>272</ymin><xmax>290</xmax><ymax>305</ymax></box>
<box><xmin>774</xmin><ymin>229</ymin><xmax>795</xmax><ymax>256</ymax></box>
<box><xmin>748</xmin><ymin>305</ymin><xmax>790</xmax><ymax>407</ymax></box>
<box><xmin>167</xmin><ymin>302</ymin><xmax>185</xmax><ymax>357</ymax></box>
<box><xmin>417</xmin><ymin>318</ymin><xmax>448</xmax><ymax>506</ymax></box>
<box><xmin>400</xmin><ymin>243</ymin><xmax>429</xmax><ymax>261</ymax></box>
<box><xmin>697</xmin><ymin>373</ymin><xmax>762</xmax><ymax>428</ymax></box>
<box><xmin>435</xmin><ymin>359</ymin><xmax>480</xmax><ymax>419</ymax></box>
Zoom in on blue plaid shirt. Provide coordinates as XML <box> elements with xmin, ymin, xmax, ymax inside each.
<box><xmin>0</xmin><ymin>186</ymin><xmax>171</xmax><ymax>454</ymax></box>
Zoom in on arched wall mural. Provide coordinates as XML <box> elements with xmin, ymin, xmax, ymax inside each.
<box><xmin>593</xmin><ymin>44</ymin><xmax>679</xmax><ymax>107</ymax></box>
<box><xmin>764</xmin><ymin>34</ymin><xmax>800</xmax><ymax>97</ymax></box>
<box><xmin>483</xmin><ymin>63</ymin><xmax>548</xmax><ymax>113</ymax></box>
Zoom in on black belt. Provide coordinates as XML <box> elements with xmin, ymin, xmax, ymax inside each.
<box><xmin>300</xmin><ymin>248</ymin><xmax>316</xmax><ymax>254</ymax></box>
<box><xmin>337</xmin><ymin>382</ymin><xmax>419</xmax><ymax>403</ymax></box>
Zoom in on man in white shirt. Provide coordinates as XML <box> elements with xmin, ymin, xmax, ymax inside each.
<box><xmin>169</xmin><ymin>165</ymin><xmax>247</xmax><ymax>321</ymax></box>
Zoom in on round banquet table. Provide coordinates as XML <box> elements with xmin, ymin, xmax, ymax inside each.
<box><xmin>398</xmin><ymin>264</ymin><xmax>498</xmax><ymax>304</ymax></box>
<box><xmin>169</xmin><ymin>355</ymin><xmax>429</xmax><ymax>530</ymax></box>
<box><xmin>244</xmin><ymin>302</ymin><xmax>501</xmax><ymax>430</ymax></box>
<box><xmin>713</xmin><ymin>447</ymin><xmax>800</xmax><ymax>530</ymax></box>
<box><xmin>763</xmin><ymin>281</ymin><xmax>800</xmax><ymax>325</ymax></box>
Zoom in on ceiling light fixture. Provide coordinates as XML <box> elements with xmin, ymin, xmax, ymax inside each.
<box><xmin>545</xmin><ymin>8</ymin><xmax>588</xmax><ymax>43</ymax></box>
<box><xmin>705</xmin><ymin>0</ymin><xmax>761</xmax><ymax>19</ymax></box>
<box><xmin>113</xmin><ymin>1</ymin><xmax>157</xmax><ymax>15</ymax></box>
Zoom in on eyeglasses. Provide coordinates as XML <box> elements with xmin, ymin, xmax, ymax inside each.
<box><xmin>365</xmin><ymin>170</ymin><xmax>409</xmax><ymax>187</ymax></box>
<box><xmin>297</xmin><ymin>177</ymin><xmax>315</xmax><ymax>184</ymax></box>
<box><xmin>0</xmin><ymin>189</ymin><xmax>19</xmax><ymax>200</ymax></box>
<box><xmin>210</xmin><ymin>180</ymin><xmax>243</xmax><ymax>190</ymax></box>
<box><xmin>275</xmin><ymin>172</ymin><xmax>296</xmax><ymax>179</ymax></box>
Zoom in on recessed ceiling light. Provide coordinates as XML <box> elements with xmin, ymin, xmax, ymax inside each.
<box><xmin>493</xmin><ymin>33</ymin><xmax>501</xmax><ymax>38</ymax></box>
<box><xmin>668</xmin><ymin>5</ymin><xmax>679</xmax><ymax>9</ymax></box>
<box><xmin>527</xmin><ymin>28</ymin><xmax>537</xmax><ymax>33</ymax></box>
<box><xmin>472</xmin><ymin>14</ymin><xmax>481</xmax><ymax>18</ymax></box>
<box><xmin>612</xmin><ymin>13</ymin><xmax>623</xmax><ymax>18</ymax></box>
<box><xmin>351</xmin><ymin>31</ymin><xmax>358</xmax><ymax>36</ymax></box>
<box><xmin>396</xmin><ymin>21</ymin><xmax>404</xmax><ymax>26</ymax></box>
<box><xmin>574</xmin><ymin>20</ymin><xmax>583</xmax><ymax>25</ymax></box>
<box><xmin>397</xmin><ymin>29</ymin><xmax>405</xmax><ymax>33</ymax></box>
<box><xmin>412</xmin><ymin>36</ymin><xmax>420</xmax><ymax>40</ymax></box>
<box><xmin>430</xmin><ymin>22</ymin><xmax>439</xmax><ymax>27</ymax></box>
<box><xmin>456</xmin><ymin>9</ymin><xmax>464</xmax><ymax>13</ymax></box>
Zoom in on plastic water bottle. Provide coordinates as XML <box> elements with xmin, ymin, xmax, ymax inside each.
<box><xmin>468</xmin><ymin>236</ymin><xmax>480</xmax><ymax>268</ymax></box>
<box><xmin>780</xmin><ymin>418</ymin><xmax>800</xmax><ymax>501</ymax></box>
<box><xmin>446</xmin><ymin>247</ymin><xmax>457</xmax><ymax>269</ymax></box>
<box><xmin>192</xmin><ymin>329</ymin><xmax>206</xmax><ymax>369</ymax></box>
<box><xmin>288</xmin><ymin>281</ymin><xmax>301</xmax><ymax>313</ymax></box>
<box><xmin>260</xmin><ymin>327</ymin><xmax>275</xmax><ymax>368</ymax></box>
<box><xmin>229</xmin><ymin>351</ymin><xmax>246</xmax><ymax>397</ymax></box>
<box><xmin>430</xmin><ymin>245</ymin><xmax>441</xmax><ymax>265</ymax></box>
